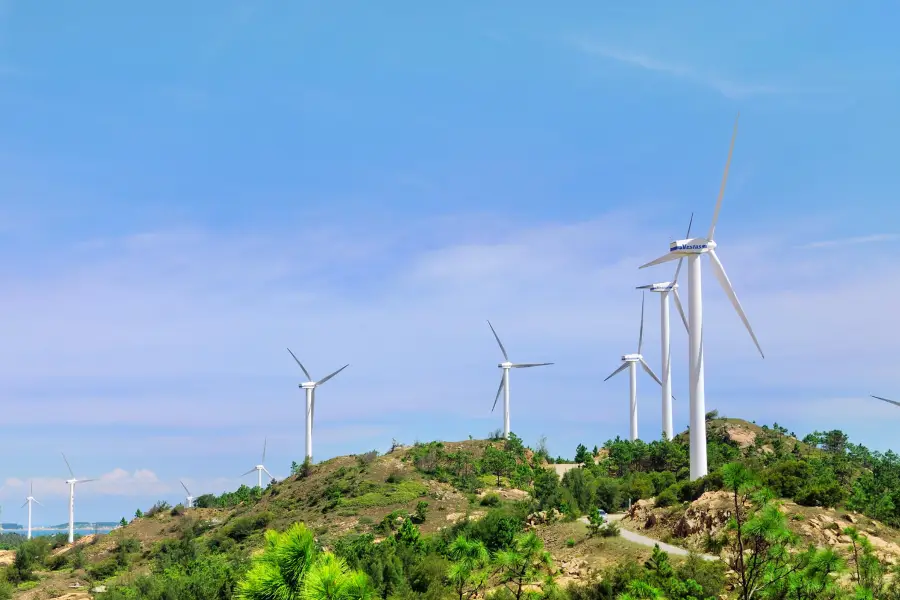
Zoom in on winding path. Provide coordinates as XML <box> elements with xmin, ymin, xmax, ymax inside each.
<box><xmin>579</xmin><ymin>514</ymin><xmax>719</xmax><ymax>562</ymax></box>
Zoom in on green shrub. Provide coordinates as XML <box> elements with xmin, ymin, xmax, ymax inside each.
<box><xmin>480</xmin><ymin>493</ymin><xmax>501</xmax><ymax>507</ymax></box>
<box><xmin>654</xmin><ymin>487</ymin><xmax>678</xmax><ymax>508</ymax></box>
<box><xmin>87</xmin><ymin>558</ymin><xmax>119</xmax><ymax>581</ymax></box>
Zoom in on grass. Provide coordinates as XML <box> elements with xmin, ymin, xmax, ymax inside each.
<box><xmin>341</xmin><ymin>480</ymin><xmax>429</xmax><ymax>508</ymax></box>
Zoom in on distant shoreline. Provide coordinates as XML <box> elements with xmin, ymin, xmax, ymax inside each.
<box><xmin>0</xmin><ymin>526</ymin><xmax>118</xmax><ymax>533</ymax></box>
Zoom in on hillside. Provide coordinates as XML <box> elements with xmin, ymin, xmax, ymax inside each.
<box><xmin>3</xmin><ymin>418</ymin><xmax>900</xmax><ymax>599</ymax></box>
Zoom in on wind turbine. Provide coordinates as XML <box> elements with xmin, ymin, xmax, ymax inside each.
<box><xmin>180</xmin><ymin>481</ymin><xmax>194</xmax><ymax>509</ymax></box>
<box><xmin>603</xmin><ymin>292</ymin><xmax>666</xmax><ymax>441</ymax></box>
<box><xmin>21</xmin><ymin>482</ymin><xmax>42</xmax><ymax>540</ymax></box>
<box><xmin>636</xmin><ymin>214</ymin><xmax>693</xmax><ymax>440</ymax></box>
<box><xmin>639</xmin><ymin>114</ymin><xmax>764</xmax><ymax>480</ymax></box>
<box><xmin>242</xmin><ymin>438</ymin><xmax>276</xmax><ymax>489</ymax></box>
<box><xmin>62</xmin><ymin>454</ymin><xmax>96</xmax><ymax>544</ymax></box>
<box><xmin>287</xmin><ymin>348</ymin><xmax>349</xmax><ymax>462</ymax></box>
<box><xmin>872</xmin><ymin>395</ymin><xmax>900</xmax><ymax>408</ymax></box>
<box><xmin>487</xmin><ymin>320</ymin><xmax>553</xmax><ymax>440</ymax></box>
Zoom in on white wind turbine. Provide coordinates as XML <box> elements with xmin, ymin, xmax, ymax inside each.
<box><xmin>604</xmin><ymin>292</ymin><xmax>666</xmax><ymax>441</ymax></box>
<box><xmin>640</xmin><ymin>114</ymin><xmax>764</xmax><ymax>480</ymax></box>
<box><xmin>636</xmin><ymin>214</ymin><xmax>693</xmax><ymax>440</ymax></box>
<box><xmin>242</xmin><ymin>438</ymin><xmax>276</xmax><ymax>489</ymax></box>
<box><xmin>62</xmin><ymin>454</ymin><xmax>96</xmax><ymax>544</ymax></box>
<box><xmin>287</xmin><ymin>348</ymin><xmax>350</xmax><ymax>462</ymax></box>
<box><xmin>180</xmin><ymin>481</ymin><xmax>194</xmax><ymax>509</ymax></box>
<box><xmin>21</xmin><ymin>482</ymin><xmax>42</xmax><ymax>540</ymax></box>
<box><xmin>872</xmin><ymin>395</ymin><xmax>900</xmax><ymax>408</ymax></box>
<box><xmin>487</xmin><ymin>320</ymin><xmax>553</xmax><ymax>440</ymax></box>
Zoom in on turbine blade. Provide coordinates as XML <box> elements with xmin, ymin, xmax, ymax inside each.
<box><xmin>604</xmin><ymin>362</ymin><xmax>629</xmax><ymax>382</ymax></box>
<box><xmin>491</xmin><ymin>375</ymin><xmax>504</xmax><ymax>412</ymax></box>
<box><xmin>262</xmin><ymin>467</ymin><xmax>275</xmax><ymax>480</ymax></box>
<box><xmin>33</xmin><ymin>499</ymin><xmax>42</xmax><ymax>507</ymax></box>
<box><xmin>30</xmin><ymin>481</ymin><xmax>33</xmax><ymax>496</ymax></box>
<box><xmin>639</xmin><ymin>358</ymin><xmax>663</xmax><ymax>387</ymax></box>
<box><xmin>638</xmin><ymin>291</ymin><xmax>645</xmax><ymax>354</ymax></box>
<box><xmin>708</xmin><ymin>249</ymin><xmax>764</xmax><ymax>358</ymax></box>
<box><xmin>77</xmin><ymin>479</ymin><xmax>97</xmax><ymax>484</ymax></box>
<box><xmin>635</xmin><ymin>284</ymin><xmax>653</xmax><ymax>290</ymax></box>
<box><xmin>672</xmin><ymin>288</ymin><xmax>690</xmax><ymax>333</ymax></box>
<box><xmin>241</xmin><ymin>468</ymin><xmax>257</xmax><ymax>477</ymax></box>
<box><xmin>510</xmin><ymin>362</ymin><xmax>553</xmax><ymax>368</ymax></box>
<box><xmin>287</xmin><ymin>348</ymin><xmax>313</xmax><ymax>381</ymax></box>
<box><xmin>262</xmin><ymin>437</ymin><xmax>267</xmax><ymax>464</ymax></box>
<box><xmin>872</xmin><ymin>395</ymin><xmax>900</xmax><ymax>408</ymax></box>
<box><xmin>671</xmin><ymin>257</ymin><xmax>685</xmax><ymax>284</ymax></box>
<box><xmin>62</xmin><ymin>453</ymin><xmax>75</xmax><ymax>478</ymax></box>
<box><xmin>639</xmin><ymin>252</ymin><xmax>681</xmax><ymax>270</ymax></box>
<box><xmin>21</xmin><ymin>500</ymin><xmax>27</xmax><ymax>508</ymax></box>
<box><xmin>708</xmin><ymin>114</ymin><xmax>739</xmax><ymax>241</ymax></box>
<box><xmin>487</xmin><ymin>320</ymin><xmax>509</xmax><ymax>362</ymax></box>
<box><xmin>672</xmin><ymin>217</ymin><xmax>691</xmax><ymax>282</ymax></box>
<box><xmin>181</xmin><ymin>480</ymin><xmax>191</xmax><ymax>496</ymax></box>
<box><xmin>316</xmin><ymin>364</ymin><xmax>349</xmax><ymax>386</ymax></box>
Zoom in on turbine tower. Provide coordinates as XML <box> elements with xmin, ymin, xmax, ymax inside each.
<box><xmin>62</xmin><ymin>454</ymin><xmax>96</xmax><ymax>544</ymax></box>
<box><xmin>639</xmin><ymin>114</ymin><xmax>764</xmax><ymax>480</ymax></box>
<box><xmin>287</xmin><ymin>348</ymin><xmax>349</xmax><ymax>462</ymax></box>
<box><xmin>180</xmin><ymin>481</ymin><xmax>194</xmax><ymax>509</ymax></box>
<box><xmin>487</xmin><ymin>320</ymin><xmax>553</xmax><ymax>440</ymax></box>
<box><xmin>603</xmin><ymin>292</ymin><xmax>666</xmax><ymax>441</ymax></box>
<box><xmin>21</xmin><ymin>482</ymin><xmax>42</xmax><ymax>540</ymax></box>
<box><xmin>636</xmin><ymin>214</ymin><xmax>693</xmax><ymax>440</ymax></box>
<box><xmin>242</xmin><ymin>438</ymin><xmax>276</xmax><ymax>489</ymax></box>
<box><xmin>872</xmin><ymin>395</ymin><xmax>900</xmax><ymax>408</ymax></box>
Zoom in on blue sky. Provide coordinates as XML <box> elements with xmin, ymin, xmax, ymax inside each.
<box><xmin>1</xmin><ymin>0</ymin><xmax>899</xmax><ymax>524</ymax></box>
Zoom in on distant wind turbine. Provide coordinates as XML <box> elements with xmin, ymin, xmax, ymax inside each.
<box><xmin>180</xmin><ymin>481</ymin><xmax>194</xmax><ymax>509</ymax></box>
<box><xmin>21</xmin><ymin>481</ymin><xmax>42</xmax><ymax>540</ymax></box>
<box><xmin>487</xmin><ymin>320</ymin><xmax>554</xmax><ymax>440</ymax></box>
<box><xmin>287</xmin><ymin>348</ymin><xmax>350</xmax><ymax>462</ymax></box>
<box><xmin>242</xmin><ymin>438</ymin><xmax>275</xmax><ymax>489</ymax></box>
<box><xmin>636</xmin><ymin>214</ymin><xmax>693</xmax><ymax>440</ymax></box>
<box><xmin>872</xmin><ymin>395</ymin><xmax>900</xmax><ymax>408</ymax></box>
<box><xmin>604</xmin><ymin>292</ymin><xmax>666</xmax><ymax>441</ymax></box>
<box><xmin>62</xmin><ymin>453</ymin><xmax>96</xmax><ymax>544</ymax></box>
<box><xmin>639</xmin><ymin>114</ymin><xmax>763</xmax><ymax>480</ymax></box>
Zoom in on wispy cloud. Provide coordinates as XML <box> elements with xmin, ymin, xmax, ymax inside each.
<box><xmin>566</xmin><ymin>36</ymin><xmax>787</xmax><ymax>100</ymax></box>
<box><xmin>801</xmin><ymin>234</ymin><xmax>899</xmax><ymax>249</ymax></box>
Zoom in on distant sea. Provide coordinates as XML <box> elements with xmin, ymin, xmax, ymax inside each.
<box><xmin>1</xmin><ymin>528</ymin><xmax>113</xmax><ymax>538</ymax></box>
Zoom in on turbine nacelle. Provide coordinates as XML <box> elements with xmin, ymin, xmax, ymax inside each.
<box><xmin>300</xmin><ymin>381</ymin><xmax>317</xmax><ymax>390</ymax></box>
<box><xmin>669</xmin><ymin>238</ymin><xmax>716</xmax><ymax>254</ymax></box>
<box><xmin>499</xmin><ymin>361</ymin><xmax>513</xmax><ymax>369</ymax></box>
<box><xmin>622</xmin><ymin>353</ymin><xmax>642</xmax><ymax>362</ymax></box>
<box><xmin>65</xmin><ymin>479</ymin><xmax>76</xmax><ymax>486</ymax></box>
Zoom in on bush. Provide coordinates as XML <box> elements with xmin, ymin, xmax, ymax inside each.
<box><xmin>480</xmin><ymin>493</ymin><xmax>502</xmax><ymax>507</ymax></box>
<box><xmin>599</xmin><ymin>520</ymin><xmax>621</xmax><ymax>537</ymax></box>
<box><xmin>224</xmin><ymin>512</ymin><xmax>272</xmax><ymax>542</ymax></box>
<box><xmin>145</xmin><ymin>500</ymin><xmax>171</xmax><ymax>518</ymax></box>
<box><xmin>385</xmin><ymin>470</ymin><xmax>405</xmax><ymax>484</ymax></box>
<box><xmin>170</xmin><ymin>504</ymin><xmax>186</xmax><ymax>517</ymax></box>
<box><xmin>654</xmin><ymin>487</ymin><xmax>678</xmax><ymax>508</ymax></box>
<box><xmin>87</xmin><ymin>558</ymin><xmax>119</xmax><ymax>581</ymax></box>
<box><xmin>357</xmin><ymin>450</ymin><xmax>378</xmax><ymax>469</ymax></box>
<box><xmin>413</xmin><ymin>501</ymin><xmax>429</xmax><ymax>524</ymax></box>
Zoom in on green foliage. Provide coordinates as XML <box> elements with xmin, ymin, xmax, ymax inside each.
<box><xmin>480</xmin><ymin>493</ymin><xmax>502</xmax><ymax>507</ymax></box>
<box><xmin>145</xmin><ymin>500</ymin><xmax>172</xmax><ymax>517</ymax></box>
<box><xmin>413</xmin><ymin>501</ymin><xmax>429</xmax><ymax>524</ymax></box>
<box><xmin>236</xmin><ymin>523</ymin><xmax>374</xmax><ymax>600</ymax></box>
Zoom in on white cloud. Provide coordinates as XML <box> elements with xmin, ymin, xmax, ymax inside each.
<box><xmin>0</xmin><ymin>210</ymin><xmax>899</xmax><ymax>474</ymax></box>
<box><xmin>800</xmin><ymin>234</ymin><xmax>899</xmax><ymax>249</ymax></box>
<box><xmin>1</xmin><ymin>468</ymin><xmax>170</xmax><ymax>500</ymax></box>
<box><xmin>566</xmin><ymin>36</ymin><xmax>789</xmax><ymax>100</ymax></box>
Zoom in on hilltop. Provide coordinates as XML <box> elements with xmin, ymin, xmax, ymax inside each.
<box><xmin>3</xmin><ymin>416</ymin><xmax>900</xmax><ymax>599</ymax></box>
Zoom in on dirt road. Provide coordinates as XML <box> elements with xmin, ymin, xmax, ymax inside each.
<box><xmin>579</xmin><ymin>514</ymin><xmax>719</xmax><ymax>561</ymax></box>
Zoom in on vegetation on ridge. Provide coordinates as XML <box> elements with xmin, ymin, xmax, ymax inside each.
<box><xmin>3</xmin><ymin>416</ymin><xmax>900</xmax><ymax>599</ymax></box>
